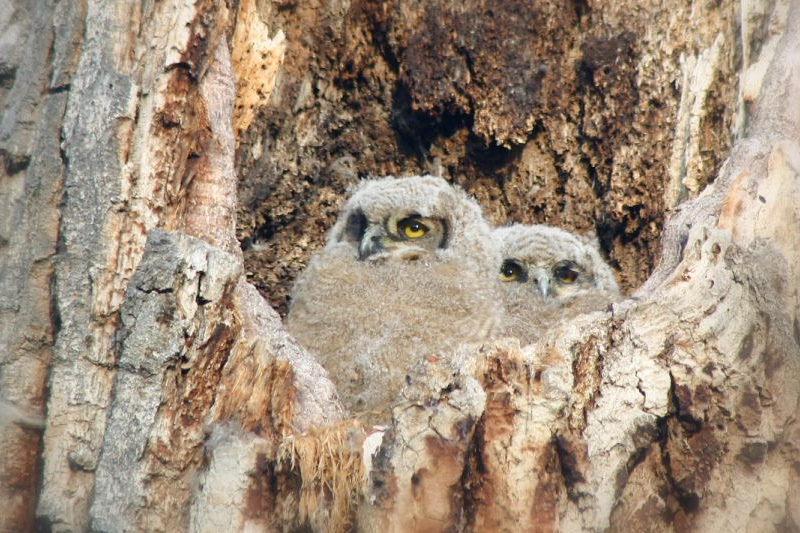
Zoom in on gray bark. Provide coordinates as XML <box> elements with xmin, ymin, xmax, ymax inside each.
<box><xmin>0</xmin><ymin>0</ymin><xmax>797</xmax><ymax>532</ymax></box>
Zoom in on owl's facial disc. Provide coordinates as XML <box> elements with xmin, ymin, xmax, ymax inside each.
<box><xmin>357</xmin><ymin>214</ymin><xmax>447</xmax><ymax>261</ymax></box>
<box><xmin>529</xmin><ymin>260</ymin><xmax>585</xmax><ymax>300</ymax></box>
<box><xmin>344</xmin><ymin>209</ymin><xmax>368</xmax><ymax>243</ymax></box>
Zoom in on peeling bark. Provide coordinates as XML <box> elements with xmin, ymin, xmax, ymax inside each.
<box><xmin>89</xmin><ymin>229</ymin><xmax>241</xmax><ymax>533</ymax></box>
<box><xmin>360</xmin><ymin>354</ymin><xmax>485</xmax><ymax>533</ymax></box>
<box><xmin>0</xmin><ymin>0</ymin><xmax>798</xmax><ymax>533</ymax></box>
<box><xmin>238</xmin><ymin>0</ymin><xmax>744</xmax><ymax>312</ymax></box>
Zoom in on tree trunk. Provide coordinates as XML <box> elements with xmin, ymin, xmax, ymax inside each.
<box><xmin>0</xmin><ymin>0</ymin><xmax>797</xmax><ymax>532</ymax></box>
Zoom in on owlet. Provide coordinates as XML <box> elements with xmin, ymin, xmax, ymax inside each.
<box><xmin>494</xmin><ymin>223</ymin><xmax>620</xmax><ymax>344</ymax></box>
<box><xmin>286</xmin><ymin>176</ymin><xmax>503</xmax><ymax>423</ymax></box>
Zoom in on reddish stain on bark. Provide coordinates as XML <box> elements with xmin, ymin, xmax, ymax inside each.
<box><xmin>181</xmin><ymin>0</ymin><xmax>224</xmax><ymax>78</ymax></box>
<box><xmin>530</xmin><ymin>445</ymin><xmax>562</xmax><ymax>533</ymax></box>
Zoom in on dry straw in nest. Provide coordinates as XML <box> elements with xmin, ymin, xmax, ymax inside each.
<box><xmin>279</xmin><ymin>419</ymin><xmax>367</xmax><ymax>533</ymax></box>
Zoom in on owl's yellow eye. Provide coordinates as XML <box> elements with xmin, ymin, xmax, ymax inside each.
<box><xmin>398</xmin><ymin>217</ymin><xmax>428</xmax><ymax>239</ymax></box>
<box><xmin>553</xmin><ymin>261</ymin><xmax>580</xmax><ymax>284</ymax></box>
<box><xmin>499</xmin><ymin>260</ymin><xmax>523</xmax><ymax>282</ymax></box>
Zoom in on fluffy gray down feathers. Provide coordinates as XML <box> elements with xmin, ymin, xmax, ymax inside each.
<box><xmin>493</xmin><ymin>224</ymin><xmax>621</xmax><ymax>344</ymax></box>
<box><xmin>286</xmin><ymin>175</ymin><xmax>620</xmax><ymax>422</ymax></box>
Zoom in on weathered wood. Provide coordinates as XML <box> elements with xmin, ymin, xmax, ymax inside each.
<box><xmin>354</xmin><ymin>3</ymin><xmax>800</xmax><ymax>532</ymax></box>
<box><xmin>237</xmin><ymin>0</ymin><xmax>743</xmax><ymax>311</ymax></box>
<box><xmin>0</xmin><ymin>1</ymin><xmax>76</xmax><ymax>530</ymax></box>
<box><xmin>88</xmin><ymin>229</ymin><xmax>240</xmax><ymax>533</ymax></box>
<box><xmin>17</xmin><ymin>1</ymin><xmax>236</xmax><ymax>530</ymax></box>
<box><xmin>359</xmin><ymin>353</ymin><xmax>486</xmax><ymax>533</ymax></box>
<box><xmin>0</xmin><ymin>0</ymin><xmax>797</xmax><ymax>532</ymax></box>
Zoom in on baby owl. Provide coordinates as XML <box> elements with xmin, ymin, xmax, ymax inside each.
<box><xmin>494</xmin><ymin>224</ymin><xmax>620</xmax><ymax>344</ymax></box>
<box><xmin>286</xmin><ymin>176</ymin><xmax>502</xmax><ymax>423</ymax></box>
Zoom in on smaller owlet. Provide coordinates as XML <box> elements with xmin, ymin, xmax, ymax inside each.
<box><xmin>286</xmin><ymin>176</ymin><xmax>503</xmax><ymax>424</ymax></box>
<box><xmin>493</xmin><ymin>224</ymin><xmax>620</xmax><ymax>344</ymax></box>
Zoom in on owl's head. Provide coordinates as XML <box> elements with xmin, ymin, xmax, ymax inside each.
<box><xmin>494</xmin><ymin>224</ymin><xmax>619</xmax><ymax>304</ymax></box>
<box><xmin>327</xmin><ymin>175</ymin><xmax>499</xmax><ymax>274</ymax></box>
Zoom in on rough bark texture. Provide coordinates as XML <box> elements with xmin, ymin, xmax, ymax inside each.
<box><xmin>0</xmin><ymin>0</ymin><xmax>798</xmax><ymax>533</ymax></box>
<box><xmin>0</xmin><ymin>1</ymin><xmax>75</xmax><ymax>530</ymax></box>
<box><xmin>236</xmin><ymin>0</ymin><xmax>741</xmax><ymax>315</ymax></box>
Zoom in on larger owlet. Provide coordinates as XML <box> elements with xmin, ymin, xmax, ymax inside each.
<box><xmin>286</xmin><ymin>176</ymin><xmax>502</xmax><ymax>423</ymax></box>
<box><xmin>494</xmin><ymin>224</ymin><xmax>620</xmax><ymax>344</ymax></box>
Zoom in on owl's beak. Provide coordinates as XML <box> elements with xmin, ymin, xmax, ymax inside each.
<box><xmin>531</xmin><ymin>268</ymin><xmax>550</xmax><ymax>298</ymax></box>
<box><xmin>358</xmin><ymin>226</ymin><xmax>384</xmax><ymax>260</ymax></box>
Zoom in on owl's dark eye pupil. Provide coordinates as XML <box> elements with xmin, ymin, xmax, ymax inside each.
<box><xmin>499</xmin><ymin>260</ymin><xmax>523</xmax><ymax>282</ymax></box>
<box><xmin>399</xmin><ymin>217</ymin><xmax>429</xmax><ymax>239</ymax></box>
<box><xmin>554</xmin><ymin>264</ymin><xmax>579</xmax><ymax>283</ymax></box>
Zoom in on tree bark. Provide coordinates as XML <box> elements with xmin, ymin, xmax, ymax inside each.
<box><xmin>0</xmin><ymin>0</ymin><xmax>797</xmax><ymax>533</ymax></box>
